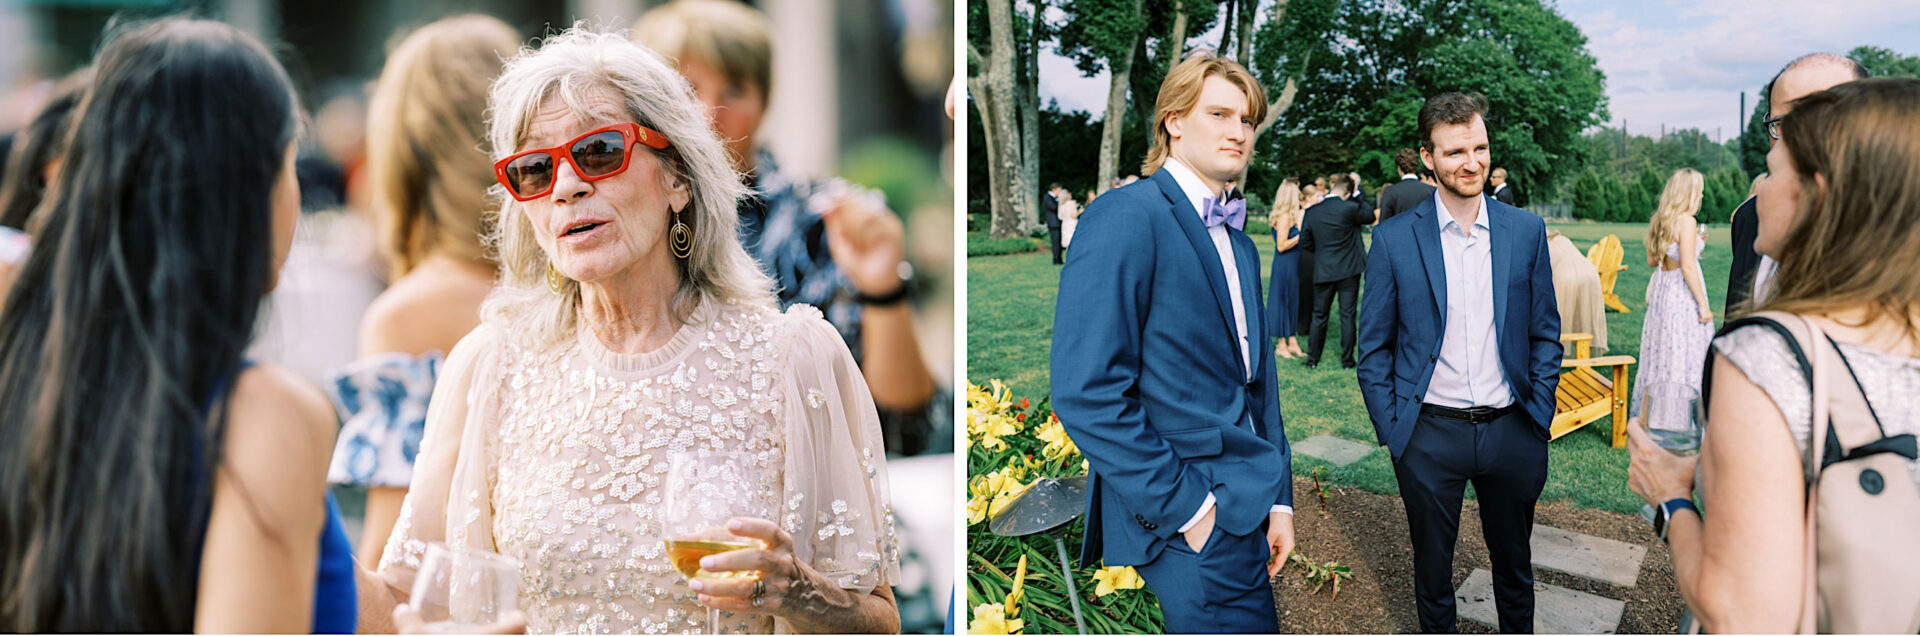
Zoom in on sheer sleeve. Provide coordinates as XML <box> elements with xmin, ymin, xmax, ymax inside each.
<box><xmin>774</xmin><ymin>305</ymin><xmax>901</xmax><ymax>595</ymax></box>
<box><xmin>375</xmin><ymin>323</ymin><xmax>506</xmax><ymax>595</ymax></box>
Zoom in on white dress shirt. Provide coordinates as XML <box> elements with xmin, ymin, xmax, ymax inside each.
<box><xmin>1160</xmin><ymin>159</ymin><xmax>1291</xmax><ymax>530</ymax></box>
<box><xmin>1425</xmin><ymin>191</ymin><xmax>1516</xmax><ymax>409</ymax></box>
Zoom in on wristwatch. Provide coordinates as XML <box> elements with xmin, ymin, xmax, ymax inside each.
<box><xmin>1653</xmin><ymin>497</ymin><xmax>1699</xmax><ymax>543</ymax></box>
<box><xmin>855</xmin><ymin>261</ymin><xmax>915</xmax><ymax>306</ymax></box>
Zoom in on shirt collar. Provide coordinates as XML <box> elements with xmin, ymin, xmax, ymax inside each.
<box><xmin>1161</xmin><ymin>158</ymin><xmax>1224</xmax><ymax>221</ymax></box>
<box><xmin>1401</xmin><ymin>174</ymin><xmax>1418</xmax><ymax>181</ymax></box>
<box><xmin>1433</xmin><ymin>188</ymin><xmax>1490</xmax><ymax>233</ymax></box>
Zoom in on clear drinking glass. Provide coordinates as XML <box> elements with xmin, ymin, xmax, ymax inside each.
<box><xmin>663</xmin><ymin>450</ymin><xmax>766</xmax><ymax>634</ymax></box>
<box><xmin>409</xmin><ymin>542</ymin><xmax>522</xmax><ymax>633</ymax></box>
<box><xmin>1638</xmin><ymin>382</ymin><xmax>1704</xmax><ymax>523</ymax></box>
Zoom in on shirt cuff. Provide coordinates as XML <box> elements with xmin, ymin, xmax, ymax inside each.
<box><xmin>1178</xmin><ymin>492</ymin><xmax>1217</xmax><ymax>532</ymax></box>
<box><xmin>1271</xmin><ymin>505</ymin><xmax>1293</xmax><ymax>516</ymax></box>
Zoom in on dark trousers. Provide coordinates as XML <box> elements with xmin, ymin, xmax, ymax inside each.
<box><xmin>1308</xmin><ymin>274</ymin><xmax>1360</xmax><ymax>366</ymax></box>
<box><xmin>1048</xmin><ymin>225</ymin><xmax>1065</xmax><ymax>264</ymax></box>
<box><xmin>1133</xmin><ymin>519</ymin><xmax>1280</xmax><ymax>634</ymax></box>
<box><xmin>1393</xmin><ymin>407</ymin><xmax>1549</xmax><ymax>633</ymax></box>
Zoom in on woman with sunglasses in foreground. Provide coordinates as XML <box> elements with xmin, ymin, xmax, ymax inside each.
<box><xmin>356</xmin><ymin>27</ymin><xmax>900</xmax><ymax>634</ymax></box>
<box><xmin>0</xmin><ymin>18</ymin><xmax>354</xmax><ymax>631</ymax></box>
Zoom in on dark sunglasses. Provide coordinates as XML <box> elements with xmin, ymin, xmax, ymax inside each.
<box><xmin>493</xmin><ymin>122</ymin><xmax>671</xmax><ymax>201</ymax></box>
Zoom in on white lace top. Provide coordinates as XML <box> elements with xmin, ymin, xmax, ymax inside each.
<box><xmin>377</xmin><ymin>299</ymin><xmax>899</xmax><ymax>634</ymax></box>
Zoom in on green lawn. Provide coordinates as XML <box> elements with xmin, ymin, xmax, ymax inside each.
<box><xmin>967</xmin><ymin>221</ymin><xmax>1734</xmax><ymax>514</ymax></box>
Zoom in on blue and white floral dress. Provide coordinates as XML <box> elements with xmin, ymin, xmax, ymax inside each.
<box><xmin>326</xmin><ymin>351</ymin><xmax>443</xmax><ymax>487</ymax></box>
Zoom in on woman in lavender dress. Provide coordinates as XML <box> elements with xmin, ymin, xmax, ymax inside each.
<box><xmin>1630</xmin><ymin>168</ymin><xmax>1716</xmax><ymax>415</ymax></box>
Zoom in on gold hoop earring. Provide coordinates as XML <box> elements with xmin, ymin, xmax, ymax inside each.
<box><xmin>546</xmin><ymin>261</ymin><xmax>566</xmax><ymax>294</ymax></box>
<box><xmin>669</xmin><ymin>207</ymin><xmax>693</xmax><ymax>260</ymax></box>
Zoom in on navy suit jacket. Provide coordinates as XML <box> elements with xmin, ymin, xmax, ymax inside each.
<box><xmin>1354</xmin><ymin>196</ymin><xmax>1561</xmax><ymax>461</ymax></box>
<box><xmin>1051</xmin><ymin>169</ymin><xmax>1293</xmax><ymax>567</ymax></box>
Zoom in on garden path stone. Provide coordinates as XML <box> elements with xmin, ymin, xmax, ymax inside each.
<box><xmin>1292</xmin><ymin>435</ymin><xmax>1376</xmax><ymax>467</ymax></box>
<box><xmin>1531</xmin><ymin>523</ymin><xmax>1648</xmax><ymax>587</ymax></box>
<box><xmin>1456</xmin><ymin>568</ymin><xmax>1625</xmax><ymax>634</ymax></box>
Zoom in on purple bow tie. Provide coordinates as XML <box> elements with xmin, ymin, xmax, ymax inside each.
<box><xmin>1202</xmin><ymin>195</ymin><xmax>1246</xmax><ymax>231</ymax></box>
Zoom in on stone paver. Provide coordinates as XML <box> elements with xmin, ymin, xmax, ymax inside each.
<box><xmin>1531</xmin><ymin>523</ymin><xmax>1648</xmax><ymax>588</ymax></box>
<box><xmin>1456</xmin><ymin>568</ymin><xmax>1625</xmax><ymax>634</ymax></box>
<box><xmin>1292</xmin><ymin>435</ymin><xmax>1376</xmax><ymax>467</ymax></box>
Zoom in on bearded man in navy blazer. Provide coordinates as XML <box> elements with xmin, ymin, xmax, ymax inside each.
<box><xmin>1355</xmin><ymin>92</ymin><xmax>1561</xmax><ymax>634</ymax></box>
<box><xmin>1051</xmin><ymin>52</ymin><xmax>1294</xmax><ymax>634</ymax></box>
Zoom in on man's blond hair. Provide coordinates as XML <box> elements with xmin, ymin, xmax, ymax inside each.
<box><xmin>1141</xmin><ymin>51</ymin><xmax>1266</xmax><ymax>176</ymax></box>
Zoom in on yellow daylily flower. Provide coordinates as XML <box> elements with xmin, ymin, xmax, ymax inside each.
<box><xmin>1092</xmin><ymin>565</ymin><xmax>1145</xmax><ymax>597</ymax></box>
<box><xmin>976</xmin><ymin>413</ymin><xmax>1020</xmax><ymax>451</ymax></box>
<box><xmin>969</xmin><ymin>603</ymin><xmax>1022</xmax><ymax>634</ymax></box>
<box><xmin>1036</xmin><ymin>417</ymin><xmax>1078</xmax><ymax>459</ymax></box>
<box><xmin>966</xmin><ymin>492</ymin><xmax>991</xmax><ymax>525</ymax></box>
<box><xmin>1005</xmin><ymin>555</ymin><xmax>1028</xmax><ymax>619</ymax></box>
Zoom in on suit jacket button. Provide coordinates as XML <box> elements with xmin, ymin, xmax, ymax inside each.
<box><xmin>1144</xmin><ymin>522</ymin><xmax>1157</xmax><ymax>530</ymax></box>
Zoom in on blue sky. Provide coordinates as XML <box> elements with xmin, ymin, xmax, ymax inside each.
<box><xmin>1038</xmin><ymin>0</ymin><xmax>1920</xmax><ymax>139</ymax></box>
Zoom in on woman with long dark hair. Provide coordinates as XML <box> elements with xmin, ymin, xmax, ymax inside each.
<box><xmin>0</xmin><ymin>18</ymin><xmax>350</xmax><ymax>632</ymax></box>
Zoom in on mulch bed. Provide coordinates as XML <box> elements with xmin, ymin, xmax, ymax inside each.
<box><xmin>1271</xmin><ymin>476</ymin><xmax>1686</xmax><ymax>634</ymax></box>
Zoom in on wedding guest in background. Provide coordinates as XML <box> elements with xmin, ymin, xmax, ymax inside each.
<box><xmin>361</xmin><ymin>27</ymin><xmax>899</xmax><ymax>634</ymax></box>
<box><xmin>1300</xmin><ymin>173</ymin><xmax>1372</xmax><ymax>370</ymax></box>
<box><xmin>1343</xmin><ymin>171</ymin><xmax>1372</xmax><ymax>215</ymax></box>
<box><xmin>0</xmin><ymin>69</ymin><xmax>86</xmax><ymax>301</ymax></box>
<box><xmin>0</xmin><ymin>18</ymin><xmax>353</xmax><ymax>632</ymax></box>
<box><xmin>1629</xmin><ymin>77</ymin><xmax>1920</xmax><ymax>634</ymax></box>
<box><xmin>1546</xmin><ymin>229</ymin><xmax>1608</xmax><ymax>354</ymax></box>
<box><xmin>1631</xmin><ymin>168</ymin><xmax>1714</xmax><ymax>416</ymax></box>
<box><xmin>1059</xmin><ymin>187</ymin><xmax>1081</xmax><ymax>250</ymax></box>
<box><xmin>1357</xmin><ymin>91</ymin><xmax>1560</xmax><ymax>634</ymax></box>
<box><xmin>1379</xmin><ymin>148</ymin><xmax>1436</xmax><ymax>224</ymax></box>
<box><xmin>637</xmin><ymin>0</ymin><xmax>942</xmax><ymax>455</ymax></box>
<box><xmin>323</xmin><ymin>14</ymin><xmax>518</xmax><ymax>566</ymax></box>
<box><xmin>1046</xmin><ymin>183</ymin><xmax>1067</xmax><ymax>263</ymax></box>
<box><xmin>1296</xmin><ymin>181</ymin><xmax>1322</xmax><ymax>340</ymax></box>
<box><xmin>1726</xmin><ymin>53</ymin><xmax>1865</xmax><ymax>314</ymax></box>
<box><xmin>1490</xmin><ymin>167</ymin><xmax>1517</xmax><ymax>206</ymax></box>
<box><xmin>1268</xmin><ymin>180</ymin><xmax>1305</xmax><ymax>360</ymax></box>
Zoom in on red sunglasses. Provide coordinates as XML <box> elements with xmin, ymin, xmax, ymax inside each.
<box><xmin>493</xmin><ymin>122</ymin><xmax>671</xmax><ymax>201</ymax></box>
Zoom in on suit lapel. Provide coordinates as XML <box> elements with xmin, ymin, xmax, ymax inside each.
<box><xmin>1233</xmin><ymin>231</ymin><xmax>1261</xmax><ymax>378</ymax></box>
<box><xmin>1412</xmin><ymin>202</ymin><xmax>1448</xmax><ymax>320</ymax></box>
<box><xmin>1154</xmin><ymin>170</ymin><xmax>1239</xmax><ymax>352</ymax></box>
<box><xmin>1488</xmin><ymin>197</ymin><xmax>1513</xmax><ymax>340</ymax></box>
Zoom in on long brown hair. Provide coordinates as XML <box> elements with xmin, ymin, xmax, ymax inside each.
<box><xmin>1761</xmin><ymin>78</ymin><xmax>1920</xmax><ymax>343</ymax></box>
<box><xmin>0</xmin><ymin>18</ymin><xmax>299</xmax><ymax>631</ymax></box>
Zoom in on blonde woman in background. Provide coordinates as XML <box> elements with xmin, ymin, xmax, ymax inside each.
<box><xmin>1267</xmin><ymin>179</ymin><xmax>1305</xmax><ymax>359</ymax></box>
<box><xmin>323</xmin><ymin>15</ymin><xmax>519</xmax><ymax>566</ymax></box>
<box><xmin>1059</xmin><ymin>188</ymin><xmax>1081</xmax><ymax>249</ymax></box>
<box><xmin>1629</xmin><ymin>168</ymin><xmax>1714</xmax><ymax>415</ymax></box>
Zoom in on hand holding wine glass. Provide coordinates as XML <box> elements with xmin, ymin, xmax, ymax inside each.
<box><xmin>664</xmin><ymin>450</ymin><xmax>773</xmax><ymax>633</ymax></box>
<box><xmin>1630</xmin><ymin>382</ymin><xmax>1704</xmax><ymax>523</ymax></box>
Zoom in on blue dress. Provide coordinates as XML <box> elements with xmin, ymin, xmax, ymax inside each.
<box><xmin>1267</xmin><ymin>225</ymin><xmax>1301</xmax><ymax>338</ymax></box>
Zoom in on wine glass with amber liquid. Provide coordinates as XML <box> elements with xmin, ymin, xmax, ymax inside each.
<box><xmin>664</xmin><ymin>450</ymin><xmax>764</xmax><ymax>634</ymax></box>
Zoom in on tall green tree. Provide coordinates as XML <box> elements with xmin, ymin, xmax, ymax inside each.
<box><xmin>1262</xmin><ymin>0</ymin><xmax>1606</xmax><ymax>202</ymax></box>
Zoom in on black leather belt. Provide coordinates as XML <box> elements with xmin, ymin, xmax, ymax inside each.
<box><xmin>1421</xmin><ymin>403</ymin><xmax>1517</xmax><ymax>423</ymax></box>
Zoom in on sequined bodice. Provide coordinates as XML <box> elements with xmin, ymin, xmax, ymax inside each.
<box><xmin>378</xmin><ymin>299</ymin><xmax>898</xmax><ymax>635</ymax></box>
<box><xmin>482</xmin><ymin>306</ymin><xmax>788</xmax><ymax>633</ymax></box>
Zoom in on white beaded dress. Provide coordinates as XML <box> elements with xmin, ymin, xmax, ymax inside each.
<box><xmin>376</xmin><ymin>299</ymin><xmax>899</xmax><ymax>634</ymax></box>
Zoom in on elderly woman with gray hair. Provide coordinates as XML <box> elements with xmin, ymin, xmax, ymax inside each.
<box><xmin>356</xmin><ymin>27</ymin><xmax>900</xmax><ymax>634</ymax></box>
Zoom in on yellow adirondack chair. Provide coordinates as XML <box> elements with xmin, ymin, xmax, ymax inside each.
<box><xmin>1552</xmin><ymin>333</ymin><xmax>1635</xmax><ymax>448</ymax></box>
<box><xmin>1587</xmin><ymin>235</ymin><xmax>1631</xmax><ymax>313</ymax></box>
